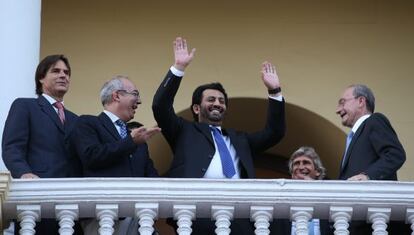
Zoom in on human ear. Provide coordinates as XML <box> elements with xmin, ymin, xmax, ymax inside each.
<box><xmin>192</xmin><ymin>104</ymin><xmax>200</xmax><ymax>114</ymax></box>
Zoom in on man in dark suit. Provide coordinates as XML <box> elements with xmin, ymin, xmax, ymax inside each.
<box><xmin>71</xmin><ymin>75</ymin><xmax>159</xmax><ymax>177</ymax></box>
<box><xmin>336</xmin><ymin>84</ymin><xmax>405</xmax><ymax>181</ymax></box>
<box><xmin>71</xmin><ymin>75</ymin><xmax>160</xmax><ymax>234</ymax></box>
<box><xmin>336</xmin><ymin>84</ymin><xmax>407</xmax><ymax>234</ymax></box>
<box><xmin>2</xmin><ymin>54</ymin><xmax>82</xmax><ymax>234</ymax></box>
<box><xmin>270</xmin><ymin>146</ymin><xmax>333</xmax><ymax>235</ymax></box>
<box><xmin>152</xmin><ymin>37</ymin><xmax>285</xmax><ymax>234</ymax></box>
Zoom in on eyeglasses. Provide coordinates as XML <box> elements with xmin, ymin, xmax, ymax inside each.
<box><xmin>117</xmin><ymin>90</ymin><xmax>140</xmax><ymax>98</ymax></box>
<box><xmin>337</xmin><ymin>97</ymin><xmax>356</xmax><ymax>107</ymax></box>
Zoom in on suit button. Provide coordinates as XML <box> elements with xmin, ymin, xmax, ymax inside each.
<box><xmin>208</xmin><ymin>155</ymin><xmax>213</xmax><ymax>159</ymax></box>
<box><xmin>202</xmin><ymin>168</ymin><xmax>207</xmax><ymax>172</ymax></box>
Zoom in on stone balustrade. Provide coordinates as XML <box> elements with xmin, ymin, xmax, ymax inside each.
<box><xmin>1</xmin><ymin>172</ymin><xmax>414</xmax><ymax>234</ymax></box>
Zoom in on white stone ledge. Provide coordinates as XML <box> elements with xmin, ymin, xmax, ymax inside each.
<box><xmin>3</xmin><ymin>178</ymin><xmax>414</xmax><ymax>221</ymax></box>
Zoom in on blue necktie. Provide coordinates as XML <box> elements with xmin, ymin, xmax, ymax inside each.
<box><xmin>341</xmin><ymin>131</ymin><xmax>354</xmax><ymax>168</ymax></box>
<box><xmin>115</xmin><ymin>119</ymin><xmax>128</xmax><ymax>139</ymax></box>
<box><xmin>211</xmin><ymin>127</ymin><xmax>236</xmax><ymax>178</ymax></box>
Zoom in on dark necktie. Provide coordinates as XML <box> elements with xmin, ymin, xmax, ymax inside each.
<box><xmin>53</xmin><ymin>101</ymin><xmax>65</xmax><ymax>124</ymax></box>
<box><xmin>210</xmin><ymin>127</ymin><xmax>236</xmax><ymax>178</ymax></box>
<box><xmin>341</xmin><ymin>131</ymin><xmax>354</xmax><ymax>169</ymax></box>
<box><xmin>115</xmin><ymin>119</ymin><xmax>128</xmax><ymax>139</ymax></box>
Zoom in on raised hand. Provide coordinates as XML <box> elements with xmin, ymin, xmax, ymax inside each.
<box><xmin>173</xmin><ymin>37</ymin><xmax>196</xmax><ymax>71</ymax></box>
<box><xmin>261</xmin><ymin>61</ymin><xmax>280</xmax><ymax>90</ymax></box>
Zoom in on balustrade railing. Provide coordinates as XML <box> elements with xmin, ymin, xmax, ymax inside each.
<box><xmin>1</xmin><ymin>172</ymin><xmax>413</xmax><ymax>234</ymax></box>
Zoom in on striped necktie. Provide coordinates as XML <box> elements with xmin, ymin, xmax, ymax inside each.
<box><xmin>115</xmin><ymin>119</ymin><xmax>128</xmax><ymax>139</ymax></box>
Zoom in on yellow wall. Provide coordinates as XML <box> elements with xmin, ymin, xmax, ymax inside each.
<box><xmin>41</xmin><ymin>0</ymin><xmax>414</xmax><ymax>180</ymax></box>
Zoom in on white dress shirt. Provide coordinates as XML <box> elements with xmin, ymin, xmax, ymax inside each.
<box><xmin>103</xmin><ymin>110</ymin><xmax>124</xmax><ymax>136</ymax></box>
<box><xmin>42</xmin><ymin>93</ymin><xmax>64</xmax><ymax>114</ymax></box>
<box><xmin>169</xmin><ymin>66</ymin><xmax>283</xmax><ymax>179</ymax></box>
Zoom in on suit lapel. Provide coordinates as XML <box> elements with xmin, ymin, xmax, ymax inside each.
<box><xmin>341</xmin><ymin>120</ymin><xmax>366</xmax><ymax>172</ymax></box>
<box><xmin>37</xmin><ymin>96</ymin><xmax>64</xmax><ymax>133</ymax></box>
<box><xmin>98</xmin><ymin>112</ymin><xmax>121</xmax><ymax>140</ymax></box>
<box><xmin>226</xmin><ymin>129</ymin><xmax>238</xmax><ymax>145</ymax></box>
<box><xmin>194</xmin><ymin>123</ymin><xmax>215</xmax><ymax>146</ymax></box>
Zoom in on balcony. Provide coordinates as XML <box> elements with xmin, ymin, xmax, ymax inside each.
<box><xmin>1</xmin><ymin>172</ymin><xmax>414</xmax><ymax>234</ymax></box>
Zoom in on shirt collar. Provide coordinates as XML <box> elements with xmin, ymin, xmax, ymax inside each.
<box><xmin>210</xmin><ymin>125</ymin><xmax>222</xmax><ymax>131</ymax></box>
<box><xmin>42</xmin><ymin>93</ymin><xmax>64</xmax><ymax>106</ymax></box>
<box><xmin>351</xmin><ymin>114</ymin><xmax>371</xmax><ymax>133</ymax></box>
<box><xmin>103</xmin><ymin>110</ymin><xmax>122</xmax><ymax>123</ymax></box>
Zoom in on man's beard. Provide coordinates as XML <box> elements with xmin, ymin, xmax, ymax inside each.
<box><xmin>200</xmin><ymin>107</ymin><xmax>225</xmax><ymax>123</ymax></box>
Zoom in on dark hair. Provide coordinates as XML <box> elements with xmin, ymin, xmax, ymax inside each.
<box><xmin>126</xmin><ymin>121</ymin><xmax>143</xmax><ymax>130</ymax></box>
<box><xmin>350</xmin><ymin>84</ymin><xmax>375</xmax><ymax>113</ymax></box>
<box><xmin>35</xmin><ymin>54</ymin><xmax>71</xmax><ymax>95</ymax></box>
<box><xmin>190</xmin><ymin>82</ymin><xmax>228</xmax><ymax>122</ymax></box>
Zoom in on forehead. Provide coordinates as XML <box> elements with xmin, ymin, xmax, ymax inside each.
<box><xmin>341</xmin><ymin>87</ymin><xmax>354</xmax><ymax>98</ymax></box>
<box><xmin>49</xmin><ymin>60</ymin><xmax>68</xmax><ymax>70</ymax></box>
<box><xmin>293</xmin><ymin>155</ymin><xmax>313</xmax><ymax>163</ymax></box>
<box><xmin>121</xmin><ymin>78</ymin><xmax>138</xmax><ymax>90</ymax></box>
<box><xmin>202</xmin><ymin>89</ymin><xmax>225</xmax><ymax>98</ymax></box>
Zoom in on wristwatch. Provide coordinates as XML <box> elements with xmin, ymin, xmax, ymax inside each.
<box><xmin>268</xmin><ymin>87</ymin><xmax>281</xmax><ymax>95</ymax></box>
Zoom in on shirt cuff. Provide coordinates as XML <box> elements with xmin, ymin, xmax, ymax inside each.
<box><xmin>170</xmin><ymin>66</ymin><xmax>185</xmax><ymax>77</ymax></box>
<box><xmin>268</xmin><ymin>94</ymin><xmax>283</xmax><ymax>102</ymax></box>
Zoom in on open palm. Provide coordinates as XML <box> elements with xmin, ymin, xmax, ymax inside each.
<box><xmin>261</xmin><ymin>61</ymin><xmax>280</xmax><ymax>89</ymax></box>
<box><xmin>174</xmin><ymin>37</ymin><xmax>196</xmax><ymax>71</ymax></box>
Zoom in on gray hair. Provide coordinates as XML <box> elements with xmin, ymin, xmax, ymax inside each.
<box><xmin>349</xmin><ymin>84</ymin><xmax>375</xmax><ymax>113</ymax></box>
<box><xmin>100</xmin><ymin>75</ymin><xmax>129</xmax><ymax>106</ymax></box>
<box><xmin>288</xmin><ymin>146</ymin><xmax>326</xmax><ymax>180</ymax></box>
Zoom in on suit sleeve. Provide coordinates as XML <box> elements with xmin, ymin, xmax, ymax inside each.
<box><xmin>152</xmin><ymin>70</ymin><xmax>185</xmax><ymax>148</ymax></box>
<box><xmin>143</xmin><ymin>144</ymin><xmax>159</xmax><ymax>177</ymax></box>
<box><xmin>365</xmin><ymin>114</ymin><xmax>406</xmax><ymax>180</ymax></box>
<box><xmin>246</xmin><ymin>98</ymin><xmax>286</xmax><ymax>153</ymax></box>
<box><xmin>1</xmin><ymin>99</ymin><xmax>32</xmax><ymax>178</ymax></box>
<box><xmin>72</xmin><ymin>116</ymin><xmax>138</xmax><ymax>170</ymax></box>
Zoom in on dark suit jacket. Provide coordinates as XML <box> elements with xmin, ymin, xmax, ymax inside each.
<box><xmin>2</xmin><ymin>96</ymin><xmax>80</xmax><ymax>178</ymax></box>
<box><xmin>71</xmin><ymin>112</ymin><xmax>158</xmax><ymax>177</ymax></box>
<box><xmin>152</xmin><ymin>70</ymin><xmax>285</xmax><ymax>179</ymax></box>
<box><xmin>2</xmin><ymin>96</ymin><xmax>83</xmax><ymax>235</ymax></box>
<box><xmin>339</xmin><ymin>113</ymin><xmax>406</xmax><ymax>180</ymax></box>
<box><xmin>269</xmin><ymin>219</ymin><xmax>333</xmax><ymax>235</ymax></box>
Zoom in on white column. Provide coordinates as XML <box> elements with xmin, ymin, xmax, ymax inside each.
<box><xmin>367</xmin><ymin>208</ymin><xmax>391</xmax><ymax>235</ymax></box>
<box><xmin>56</xmin><ymin>204</ymin><xmax>79</xmax><ymax>235</ymax></box>
<box><xmin>212</xmin><ymin>205</ymin><xmax>234</xmax><ymax>235</ymax></box>
<box><xmin>250</xmin><ymin>206</ymin><xmax>273</xmax><ymax>235</ymax></box>
<box><xmin>290</xmin><ymin>207</ymin><xmax>313</xmax><ymax>235</ymax></box>
<box><xmin>405</xmin><ymin>208</ymin><xmax>414</xmax><ymax>234</ymax></box>
<box><xmin>17</xmin><ymin>205</ymin><xmax>41</xmax><ymax>235</ymax></box>
<box><xmin>173</xmin><ymin>205</ymin><xmax>196</xmax><ymax>235</ymax></box>
<box><xmin>96</xmin><ymin>204</ymin><xmax>118</xmax><ymax>235</ymax></box>
<box><xmin>135</xmin><ymin>203</ymin><xmax>158</xmax><ymax>235</ymax></box>
<box><xmin>0</xmin><ymin>0</ymin><xmax>40</xmax><ymax>171</ymax></box>
<box><xmin>330</xmin><ymin>206</ymin><xmax>353</xmax><ymax>235</ymax></box>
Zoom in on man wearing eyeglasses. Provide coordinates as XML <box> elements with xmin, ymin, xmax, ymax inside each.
<box><xmin>336</xmin><ymin>85</ymin><xmax>408</xmax><ymax>235</ymax></box>
<box><xmin>71</xmin><ymin>76</ymin><xmax>160</xmax><ymax>234</ymax></box>
<box><xmin>336</xmin><ymin>84</ymin><xmax>405</xmax><ymax>181</ymax></box>
<box><xmin>71</xmin><ymin>75</ymin><xmax>160</xmax><ymax>178</ymax></box>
